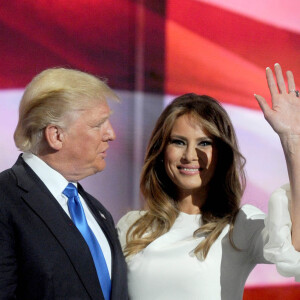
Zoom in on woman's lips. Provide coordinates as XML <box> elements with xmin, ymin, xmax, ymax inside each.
<box><xmin>178</xmin><ymin>165</ymin><xmax>203</xmax><ymax>175</ymax></box>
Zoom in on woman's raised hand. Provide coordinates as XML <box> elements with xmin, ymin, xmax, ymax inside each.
<box><xmin>256</xmin><ymin>63</ymin><xmax>300</xmax><ymax>250</ymax></box>
<box><xmin>255</xmin><ymin>63</ymin><xmax>300</xmax><ymax>138</ymax></box>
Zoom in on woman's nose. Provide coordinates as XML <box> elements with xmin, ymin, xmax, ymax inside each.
<box><xmin>183</xmin><ymin>146</ymin><xmax>198</xmax><ymax>161</ymax></box>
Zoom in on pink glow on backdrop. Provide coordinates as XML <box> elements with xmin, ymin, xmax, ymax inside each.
<box><xmin>199</xmin><ymin>0</ymin><xmax>300</xmax><ymax>33</ymax></box>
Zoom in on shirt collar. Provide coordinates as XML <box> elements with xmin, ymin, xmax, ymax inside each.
<box><xmin>22</xmin><ymin>152</ymin><xmax>76</xmax><ymax>198</ymax></box>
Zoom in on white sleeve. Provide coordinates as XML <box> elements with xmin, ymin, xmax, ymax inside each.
<box><xmin>263</xmin><ymin>184</ymin><xmax>300</xmax><ymax>282</ymax></box>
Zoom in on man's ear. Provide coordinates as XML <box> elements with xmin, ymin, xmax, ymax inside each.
<box><xmin>44</xmin><ymin>124</ymin><xmax>64</xmax><ymax>150</ymax></box>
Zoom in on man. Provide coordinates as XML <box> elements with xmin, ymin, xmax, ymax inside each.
<box><xmin>0</xmin><ymin>68</ymin><xmax>128</xmax><ymax>299</ymax></box>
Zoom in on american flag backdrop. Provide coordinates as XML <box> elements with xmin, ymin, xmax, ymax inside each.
<box><xmin>1</xmin><ymin>0</ymin><xmax>300</xmax><ymax>297</ymax></box>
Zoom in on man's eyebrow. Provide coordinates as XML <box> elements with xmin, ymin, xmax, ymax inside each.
<box><xmin>98</xmin><ymin>110</ymin><xmax>114</xmax><ymax>123</ymax></box>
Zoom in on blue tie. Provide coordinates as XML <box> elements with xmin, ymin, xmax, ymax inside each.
<box><xmin>63</xmin><ymin>183</ymin><xmax>111</xmax><ymax>300</ymax></box>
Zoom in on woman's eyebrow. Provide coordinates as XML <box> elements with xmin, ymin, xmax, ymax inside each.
<box><xmin>170</xmin><ymin>134</ymin><xmax>212</xmax><ymax>140</ymax></box>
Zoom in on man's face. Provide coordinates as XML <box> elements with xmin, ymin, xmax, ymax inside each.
<box><xmin>61</xmin><ymin>100</ymin><xmax>115</xmax><ymax>181</ymax></box>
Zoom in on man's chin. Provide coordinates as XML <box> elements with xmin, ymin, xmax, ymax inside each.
<box><xmin>94</xmin><ymin>161</ymin><xmax>106</xmax><ymax>173</ymax></box>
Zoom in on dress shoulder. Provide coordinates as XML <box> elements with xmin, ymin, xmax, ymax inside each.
<box><xmin>117</xmin><ymin>211</ymin><xmax>145</xmax><ymax>250</ymax></box>
<box><xmin>235</xmin><ymin>204</ymin><xmax>265</xmax><ymax>239</ymax></box>
<box><xmin>232</xmin><ymin>204</ymin><xmax>267</xmax><ymax>263</ymax></box>
<box><xmin>240</xmin><ymin>204</ymin><xmax>265</xmax><ymax>219</ymax></box>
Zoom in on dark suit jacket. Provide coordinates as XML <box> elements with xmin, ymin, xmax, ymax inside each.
<box><xmin>0</xmin><ymin>156</ymin><xmax>128</xmax><ymax>300</ymax></box>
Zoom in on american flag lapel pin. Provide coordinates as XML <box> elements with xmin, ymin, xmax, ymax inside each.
<box><xmin>99</xmin><ymin>212</ymin><xmax>106</xmax><ymax>219</ymax></box>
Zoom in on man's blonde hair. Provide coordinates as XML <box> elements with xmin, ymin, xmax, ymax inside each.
<box><xmin>14</xmin><ymin>67</ymin><xmax>119</xmax><ymax>154</ymax></box>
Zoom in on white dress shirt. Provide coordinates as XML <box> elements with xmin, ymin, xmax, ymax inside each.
<box><xmin>23</xmin><ymin>152</ymin><xmax>112</xmax><ymax>277</ymax></box>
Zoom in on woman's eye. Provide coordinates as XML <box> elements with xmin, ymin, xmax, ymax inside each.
<box><xmin>170</xmin><ymin>139</ymin><xmax>185</xmax><ymax>145</ymax></box>
<box><xmin>199</xmin><ymin>140</ymin><xmax>212</xmax><ymax>147</ymax></box>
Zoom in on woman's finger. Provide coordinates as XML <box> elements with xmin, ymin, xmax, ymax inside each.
<box><xmin>274</xmin><ymin>63</ymin><xmax>286</xmax><ymax>94</ymax></box>
<box><xmin>287</xmin><ymin>70</ymin><xmax>297</xmax><ymax>96</ymax></box>
<box><xmin>266</xmin><ymin>67</ymin><xmax>278</xmax><ymax>99</ymax></box>
<box><xmin>254</xmin><ymin>94</ymin><xmax>271</xmax><ymax>119</ymax></box>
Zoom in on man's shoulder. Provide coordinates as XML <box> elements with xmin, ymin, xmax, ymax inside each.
<box><xmin>0</xmin><ymin>166</ymin><xmax>13</xmax><ymax>178</ymax></box>
<box><xmin>0</xmin><ymin>156</ymin><xmax>43</xmax><ymax>204</ymax></box>
<box><xmin>0</xmin><ymin>155</ymin><xmax>27</xmax><ymax>184</ymax></box>
<box><xmin>0</xmin><ymin>166</ymin><xmax>20</xmax><ymax>214</ymax></box>
<box><xmin>0</xmin><ymin>166</ymin><xmax>16</xmax><ymax>189</ymax></box>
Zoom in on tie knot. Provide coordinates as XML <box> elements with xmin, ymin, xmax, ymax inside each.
<box><xmin>63</xmin><ymin>183</ymin><xmax>78</xmax><ymax>198</ymax></box>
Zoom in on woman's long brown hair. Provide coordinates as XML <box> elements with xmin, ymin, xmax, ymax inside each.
<box><xmin>124</xmin><ymin>94</ymin><xmax>246</xmax><ymax>260</ymax></box>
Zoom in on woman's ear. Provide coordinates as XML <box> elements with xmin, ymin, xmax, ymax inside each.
<box><xmin>44</xmin><ymin>124</ymin><xmax>64</xmax><ymax>150</ymax></box>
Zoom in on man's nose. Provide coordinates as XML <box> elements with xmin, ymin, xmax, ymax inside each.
<box><xmin>104</xmin><ymin>121</ymin><xmax>116</xmax><ymax>141</ymax></box>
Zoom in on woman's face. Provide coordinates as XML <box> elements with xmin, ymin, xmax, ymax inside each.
<box><xmin>164</xmin><ymin>114</ymin><xmax>218</xmax><ymax>198</ymax></box>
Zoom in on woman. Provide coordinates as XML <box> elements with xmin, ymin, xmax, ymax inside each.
<box><xmin>117</xmin><ymin>64</ymin><xmax>300</xmax><ymax>299</ymax></box>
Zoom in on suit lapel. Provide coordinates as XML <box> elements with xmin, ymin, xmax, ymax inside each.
<box><xmin>78</xmin><ymin>185</ymin><xmax>127</xmax><ymax>300</ymax></box>
<box><xmin>12</xmin><ymin>157</ymin><xmax>105</xmax><ymax>300</ymax></box>
<box><xmin>79</xmin><ymin>185</ymin><xmax>115</xmax><ymax>245</ymax></box>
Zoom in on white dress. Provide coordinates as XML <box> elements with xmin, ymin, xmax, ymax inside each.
<box><xmin>117</xmin><ymin>186</ymin><xmax>299</xmax><ymax>299</ymax></box>
<box><xmin>117</xmin><ymin>205</ymin><xmax>268</xmax><ymax>300</ymax></box>
<box><xmin>263</xmin><ymin>184</ymin><xmax>300</xmax><ymax>282</ymax></box>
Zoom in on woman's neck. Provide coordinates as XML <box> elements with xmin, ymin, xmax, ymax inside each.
<box><xmin>176</xmin><ymin>191</ymin><xmax>206</xmax><ymax>215</ymax></box>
